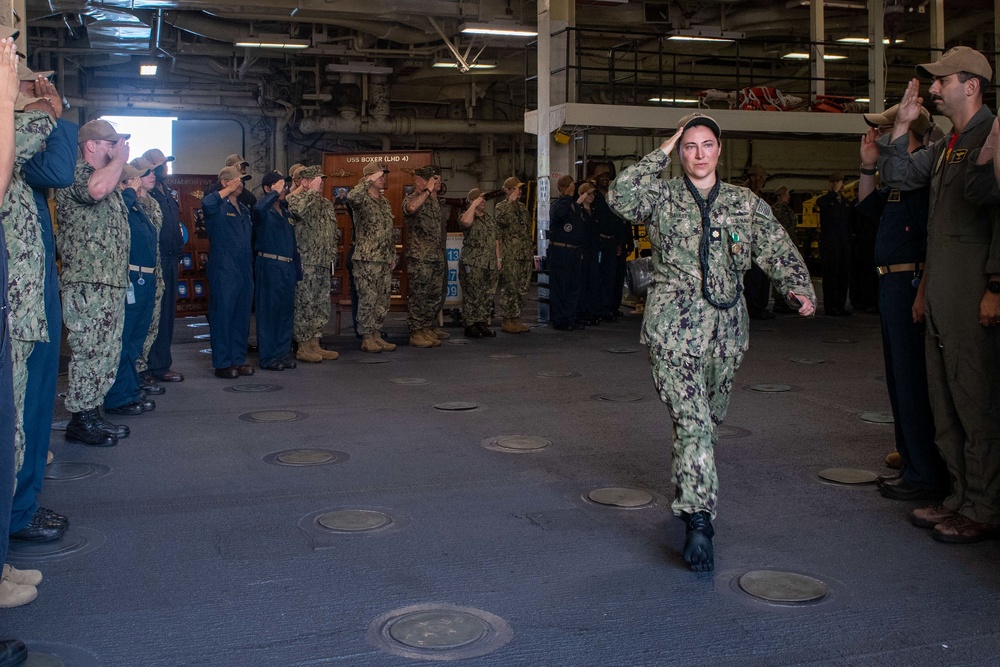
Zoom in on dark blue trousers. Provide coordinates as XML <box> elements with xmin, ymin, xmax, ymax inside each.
<box><xmin>147</xmin><ymin>254</ymin><xmax>179</xmax><ymax>378</ymax></box>
<box><xmin>208</xmin><ymin>251</ymin><xmax>253</xmax><ymax>369</ymax></box>
<box><xmin>254</xmin><ymin>256</ymin><xmax>296</xmax><ymax>366</ymax></box>
<box><xmin>879</xmin><ymin>272</ymin><xmax>947</xmax><ymax>490</ymax></box>
<box><xmin>11</xmin><ymin>253</ymin><xmax>60</xmax><ymax>532</ymax></box>
<box><xmin>105</xmin><ymin>278</ymin><xmax>156</xmax><ymax>409</ymax></box>
<box><xmin>548</xmin><ymin>245</ymin><xmax>582</xmax><ymax>328</ymax></box>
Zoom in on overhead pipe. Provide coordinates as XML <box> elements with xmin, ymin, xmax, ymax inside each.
<box><xmin>299</xmin><ymin>115</ymin><xmax>523</xmax><ymax>135</ymax></box>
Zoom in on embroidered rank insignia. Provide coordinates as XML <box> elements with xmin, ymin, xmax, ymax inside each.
<box><xmin>710</xmin><ymin>227</ymin><xmax>722</xmax><ymax>242</ymax></box>
<box><xmin>949</xmin><ymin>149</ymin><xmax>968</xmax><ymax>164</ymax></box>
<box><xmin>887</xmin><ymin>189</ymin><xmax>901</xmax><ymax>202</ymax></box>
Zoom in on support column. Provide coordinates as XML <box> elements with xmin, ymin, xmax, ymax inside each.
<box><xmin>810</xmin><ymin>0</ymin><xmax>825</xmax><ymax>101</ymax></box>
<box><xmin>868</xmin><ymin>0</ymin><xmax>885</xmax><ymax>112</ymax></box>
<box><xmin>929</xmin><ymin>0</ymin><xmax>944</xmax><ymax>58</ymax></box>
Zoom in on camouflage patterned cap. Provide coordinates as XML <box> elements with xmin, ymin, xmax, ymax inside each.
<box><xmin>413</xmin><ymin>165</ymin><xmax>441</xmax><ymax>179</ymax></box>
<box><xmin>678</xmin><ymin>112</ymin><xmax>721</xmax><ymax>139</ymax></box>
<box><xmin>298</xmin><ymin>165</ymin><xmax>326</xmax><ymax>179</ymax></box>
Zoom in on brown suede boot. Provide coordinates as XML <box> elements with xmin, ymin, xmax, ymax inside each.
<box><xmin>409</xmin><ymin>329</ymin><xmax>436</xmax><ymax>348</ymax></box>
<box><xmin>430</xmin><ymin>327</ymin><xmax>451</xmax><ymax>340</ymax></box>
<box><xmin>0</xmin><ymin>577</ymin><xmax>37</xmax><ymax>609</ymax></box>
<box><xmin>361</xmin><ymin>333</ymin><xmax>382</xmax><ymax>353</ymax></box>
<box><xmin>374</xmin><ymin>333</ymin><xmax>397</xmax><ymax>352</ymax></box>
<box><xmin>501</xmin><ymin>319</ymin><xmax>521</xmax><ymax>334</ymax></box>
<box><xmin>514</xmin><ymin>319</ymin><xmax>531</xmax><ymax>333</ymax></box>
<box><xmin>314</xmin><ymin>338</ymin><xmax>339</xmax><ymax>360</ymax></box>
<box><xmin>422</xmin><ymin>328</ymin><xmax>442</xmax><ymax>346</ymax></box>
<box><xmin>296</xmin><ymin>338</ymin><xmax>323</xmax><ymax>363</ymax></box>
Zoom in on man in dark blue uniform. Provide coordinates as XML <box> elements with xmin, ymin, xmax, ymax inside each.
<box><xmin>547</xmin><ymin>175</ymin><xmax>588</xmax><ymax>330</ymax></box>
<box><xmin>594</xmin><ymin>169</ymin><xmax>635</xmax><ymax>319</ymax></box>
<box><xmin>817</xmin><ymin>172</ymin><xmax>854</xmax><ymax>315</ymax></box>
<box><xmin>253</xmin><ymin>171</ymin><xmax>297</xmax><ymax>371</ymax></box>
<box><xmin>104</xmin><ymin>163</ymin><xmax>158</xmax><ymax>416</ymax></box>
<box><xmin>858</xmin><ymin>104</ymin><xmax>948</xmax><ymax>501</ymax></box>
<box><xmin>203</xmin><ymin>165</ymin><xmax>254</xmax><ymax>379</ymax></box>
<box><xmin>142</xmin><ymin>147</ymin><xmax>185</xmax><ymax>385</ymax></box>
<box><xmin>11</xmin><ymin>73</ymin><xmax>75</xmax><ymax>543</ymax></box>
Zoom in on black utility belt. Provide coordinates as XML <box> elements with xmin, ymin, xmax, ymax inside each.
<box><xmin>875</xmin><ymin>262</ymin><xmax>923</xmax><ymax>276</ymax></box>
<box><xmin>550</xmin><ymin>242</ymin><xmax>580</xmax><ymax>249</ymax></box>
<box><xmin>257</xmin><ymin>252</ymin><xmax>293</xmax><ymax>263</ymax></box>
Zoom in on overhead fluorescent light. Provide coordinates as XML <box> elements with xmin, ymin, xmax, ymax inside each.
<box><xmin>782</xmin><ymin>52</ymin><xmax>848</xmax><ymax>60</ymax></box>
<box><xmin>648</xmin><ymin>97</ymin><xmax>700</xmax><ymax>104</ymax></box>
<box><xmin>667</xmin><ymin>28</ymin><xmax>744</xmax><ymax>43</ymax></box>
<box><xmin>139</xmin><ymin>63</ymin><xmax>158</xmax><ymax>76</ymax></box>
<box><xmin>460</xmin><ymin>22</ymin><xmax>537</xmax><ymax>37</ymax></box>
<box><xmin>837</xmin><ymin>37</ymin><xmax>905</xmax><ymax>44</ymax></box>
<box><xmin>432</xmin><ymin>60</ymin><xmax>498</xmax><ymax>69</ymax></box>
<box><xmin>235</xmin><ymin>37</ymin><xmax>310</xmax><ymax>50</ymax></box>
<box><xmin>787</xmin><ymin>0</ymin><xmax>867</xmax><ymax>8</ymax></box>
<box><xmin>855</xmin><ymin>98</ymin><xmax>870</xmax><ymax>103</ymax></box>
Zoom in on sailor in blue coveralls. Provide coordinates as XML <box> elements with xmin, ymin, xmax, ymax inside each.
<box><xmin>104</xmin><ymin>162</ymin><xmax>159</xmax><ymax>415</ymax></box>
<box><xmin>253</xmin><ymin>170</ymin><xmax>297</xmax><ymax>371</ymax></box>
<box><xmin>12</xmin><ymin>77</ymin><xmax>76</xmax><ymax>542</ymax></box>
<box><xmin>547</xmin><ymin>175</ymin><xmax>589</xmax><ymax>330</ymax></box>
<box><xmin>202</xmin><ymin>165</ymin><xmax>254</xmax><ymax>379</ymax></box>
<box><xmin>858</xmin><ymin>105</ymin><xmax>948</xmax><ymax>500</ymax></box>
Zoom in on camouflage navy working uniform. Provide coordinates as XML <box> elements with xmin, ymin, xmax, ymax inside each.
<box><xmin>495</xmin><ymin>198</ymin><xmax>533</xmax><ymax>320</ymax></box>
<box><xmin>56</xmin><ymin>158</ymin><xmax>130</xmax><ymax>414</ymax></box>
<box><xmin>460</xmin><ymin>208</ymin><xmax>499</xmax><ymax>326</ymax></box>
<box><xmin>136</xmin><ymin>192</ymin><xmax>163</xmax><ymax>376</ymax></box>
<box><xmin>347</xmin><ymin>177</ymin><xmax>395</xmax><ymax>335</ymax></box>
<box><xmin>403</xmin><ymin>185</ymin><xmax>445</xmax><ymax>332</ymax></box>
<box><xmin>609</xmin><ymin>148</ymin><xmax>814</xmax><ymax>519</ymax></box>
<box><xmin>1</xmin><ymin>110</ymin><xmax>53</xmax><ymax>474</ymax></box>
<box><xmin>288</xmin><ymin>170</ymin><xmax>339</xmax><ymax>343</ymax></box>
<box><xmin>769</xmin><ymin>198</ymin><xmax>799</xmax><ymax>306</ymax></box>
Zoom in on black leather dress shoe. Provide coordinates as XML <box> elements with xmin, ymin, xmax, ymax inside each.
<box><xmin>214</xmin><ymin>367</ymin><xmax>239</xmax><ymax>379</ymax></box>
<box><xmin>876</xmin><ymin>472</ymin><xmax>902</xmax><ymax>486</ymax></box>
<box><xmin>260</xmin><ymin>361</ymin><xmax>286</xmax><ymax>371</ymax></box>
<box><xmin>105</xmin><ymin>401</ymin><xmax>145</xmax><ymax>416</ymax></box>
<box><xmin>280</xmin><ymin>356</ymin><xmax>297</xmax><ymax>369</ymax></box>
<box><xmin>158</xmin><ymin>370</ymin><xmax>184</xmax><ymax>382</ymax></box>
<box><xmin>477</xmin><ymin>322</ymin><xmax>496</xmax><ymax>337</ymax></box>
<box><xmin>235</xmin><ymin>364</ymin><xmax>255</xmax><ymax>376</ymax></box>
<box><xmin>0</xmin><ymin>639</ymin><xmax>27</xmax><ymax>667</ymax></box>
<box><xmin>10</xmin><ymin>514</ymin><xmax>65</xmax><ymax>542</ymax></box>
<box><xmin>879</xmin><ymin>477</ymin><xmax>947</xmax><ymax>501</ymax></box>
<box><xmin>37</xmin><ymin>507</ymin><xmax>68</xmax><ymax>528</ymax></box>
<box><xmin>464</xmin><ymin>325</ymin><xmax>485</xmax><ymax>339</ymax></box>
<box><xmin>139</xmin><ymin>398</ymin><xmax>155</xmax><ymax>412</ymax></box>
<box><xmin>139</xmin><ymin>378</ymin><xmax>165</xmax><ymax>395</ymax></box>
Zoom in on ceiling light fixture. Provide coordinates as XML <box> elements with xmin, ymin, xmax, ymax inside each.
<box><xmin>787</xmin><ymin>0</ymin><xmax>867</xmax><ymax>8</ymax></box>
<box><xmin>667</xmin><ymin>28</ymin><xmax>744</xmax><ymax>43</ymax></box>
<box><xmin>837</xmin><ymin>37</ymin><xmax>905</xmax><ymax>44</ymax></box>
<box><xmin>139</xmin><ymin>63</ymin><xmax>158</xmax><ymax>76</ymax></box>
<box><xmin>432</xmin><ymin>60</ymin><xmax>498</xmax><ymax>69</ymax></box>
<box><xmin>460</xmin><ymin>21</ymin><xmax>537</xmax><ymax>37</ymax></box>
<box><xmin>782</xmin><ymin>52</ymin><xmax>848</xmax><ymax>60</ymax></box>
<box><xmin>855</xmin><ymin>98</ymin><xmax>871</xmax><ymax>103</ymax></box>
<box><xmin>648</xmin><ymin>97</ymin><xmax>700</xmax><ymax>104</ymax></box>
<box><xmin>235</xmin><ymin>37</ymin><xmax>310</xmax><ymax>50</ymax></box>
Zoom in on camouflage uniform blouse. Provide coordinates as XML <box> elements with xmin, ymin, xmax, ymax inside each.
<box><xmin>461</xmin><ymin>210</ymin><xmax>498</xmax><ymax>269</ymax></box>
<box><xmin>288</xmin><ymin>189</ymin><xmax>339</xmax><ymax>268</ymax></box>
<box><xmin>494</xmin><ymin>199</ymin><xmax>533</xmax><ymax>261</ymax></box>
<box><xmin>403</xmin><ymin>192</ymin><xmax>444</xmax><ymax>262</ymax></box>
<box><xmin>56</xmin><ymin>159</ymin><xmax>130</xmax><ymax>287</ymax></box>
<box><xmin>1</xmin><ymin>110</ymin><xmax>53</xmax><ymax>342</ymax></box>
<box><xmin>347</xmin><ymin>178</ymin><xmax>394</xmax><ymax>263</ymax></box>
<box><xmin>609</xmin><ymin>148</ymin><xmax>814</xmax><ymax>358</ymax></box>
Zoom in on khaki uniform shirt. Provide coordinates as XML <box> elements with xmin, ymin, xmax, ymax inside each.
<box><xmin>609</xmin><ymin>148</ymin><xmax>814</xmax><ymax>358</ymax></box>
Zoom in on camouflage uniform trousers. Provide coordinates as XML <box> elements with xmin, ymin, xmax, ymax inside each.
<box><xmin>61</xmin><ymin>282</ymin><xmax>126</xmax><ymax>413</ymax></box>
<box><xmin>647</xmin><ymin>336</ymin><xmax>743</xmax><ymax>520</ymax></box>
<box><xmin>353</xmin><ymin>260</ymin><xmax>391</xmax><ymax>335</ymax></box>
<box><xmin>136</xmin><ymin>273</ymin><xmax>164</xmax><ymax>374</ymax></box>
<box><xmin>294</xmin><ymin>264</ymin><xmax>331</xmax><ymax>343</ymax></box>
<box><xmin>459</xmin><ymin>261</ymin><xmax>498</xmax><ymax>325</ymax></box>
<box><xmin>407</xmin><ymin>259</ymin><xmax>445</xmax><ymax>331</ymax></box>
<box><xmin>499</xmin><ymin>259</ymin><xmax>532</xmax><ymax>319</ymax></box>
<box><xmin>11</xmin><ymin>338</ymin><xmax>34</xmax><ymax>479</ymax></box>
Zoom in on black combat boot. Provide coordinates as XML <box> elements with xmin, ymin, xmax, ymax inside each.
<box><xmin>683</xmin><ymin>511</ymin><xmax>715</xmax><ymax>573</ymax></box>
<box><xmin>65</xmin><ymin>409</ymin><xmax>117</xmax><ymax>447</ymax></box>
<box><xmin>94</xmin><ymin>411</ymin><xmax>130</xmax><ymax>439</ymax></box>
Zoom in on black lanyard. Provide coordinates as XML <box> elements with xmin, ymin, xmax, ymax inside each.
<box><xmin>682</xmin><ymin>175</ymin><xmax>742</xmax><ymax>310</ymax></box>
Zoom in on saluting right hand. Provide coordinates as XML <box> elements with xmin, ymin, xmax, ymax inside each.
<box><xmin>658</xmin><ymin>123</ymin><xmax>687</xmax><ymax>155</ymax></box>
<box><xmin>0</xmin><ymin>39</ymin><xmax>19</xmax><ymax>107</ymax></box>
<box><xmin>894</xmin><ymin>79</ymin><xmax>924</xmax><ymax>128</ymax></box>
<box><xmin>109</xmin><ymin>139</ymin><xmax>130</xmax><ymax>163</ymax></box>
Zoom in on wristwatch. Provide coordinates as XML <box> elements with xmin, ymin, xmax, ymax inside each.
<box><xmin>987</xmin><ymin>279</ymin><xmax>1000</xmax><ymax>294</ymax></box>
